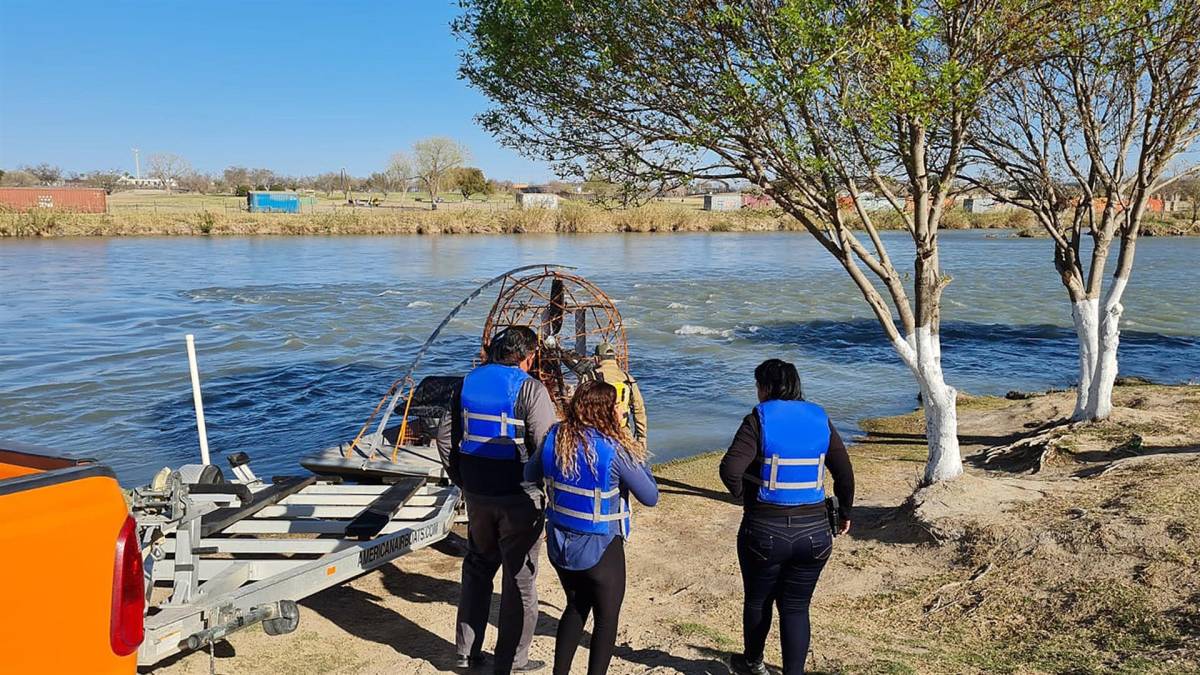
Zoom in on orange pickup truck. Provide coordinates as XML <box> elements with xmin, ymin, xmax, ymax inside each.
<box><xmin>0</xmin><ymin>440</ymin><xmax>143</xmax><ymax>674</ymax></box>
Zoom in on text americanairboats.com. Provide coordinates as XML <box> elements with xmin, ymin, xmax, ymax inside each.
<box><xmin>358</xmin><ymin>522</ymin><xmax>441</xmax><ymax>566</ymax></box>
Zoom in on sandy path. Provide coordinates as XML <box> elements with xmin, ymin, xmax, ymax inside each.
<box><xmin>150</xmin><ymin>385</ymin><xmax>1200</xmax><ymax>673</ymax></box>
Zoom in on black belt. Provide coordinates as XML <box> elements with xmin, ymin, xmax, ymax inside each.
<box><xmin>745</xmin><ymin>512</ymin><xmax>826</xmax><ymax>528</ymax></box>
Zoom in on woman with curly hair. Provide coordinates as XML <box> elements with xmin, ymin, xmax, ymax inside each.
<box><xmin>525</xmin><ymin>380</ymin><xmax>659</xmax><ymax>675</ymax></box>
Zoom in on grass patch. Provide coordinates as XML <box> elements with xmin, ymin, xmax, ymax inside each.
<box><xmin>854</xmin><ymin>660</ymin><xmax>919</xmax><ymax>675</ymax></box>
<box><xmin>671</xmin><ymin>620</ymin><xmax>736</xmax><ymax>649</ymax></box>
<box><xmin>956</xmin><ymin>394</ymin><xmax>1010</xmax><ymax>411</ymax></box>
<box><xmin>955</xmin><ymin>579</ymin><xmax>1187</xmax><ymax>673</ymax></box>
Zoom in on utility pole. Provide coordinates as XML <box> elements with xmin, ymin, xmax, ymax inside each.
<box><xmin>132</xmin><ymin>148</ymin><xmax>141</xmax><ymax>179</ymax></box>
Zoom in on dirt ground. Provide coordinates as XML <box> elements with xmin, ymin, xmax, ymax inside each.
<box><xmin>151</xmin><ymin>382</ymin><xmax>1200</xmax><ymax>674</ymax></box>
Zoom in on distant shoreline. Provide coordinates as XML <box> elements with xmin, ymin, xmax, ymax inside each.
<box><xmin>3</xmin><ymin>203</ymin><xmax>1196</xmax><ymax>238</ymax></box>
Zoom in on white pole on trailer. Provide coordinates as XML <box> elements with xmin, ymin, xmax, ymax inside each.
<box><xmin>185</xmin><ymin>334</ymin><xmax>211</xmax><ymax>465</ymax></box>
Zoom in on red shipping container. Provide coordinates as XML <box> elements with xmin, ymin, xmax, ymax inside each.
<box><xmin>0</xmin><ymin>187</ymin><xmax>107</xmax><ymax>213</ymax></box>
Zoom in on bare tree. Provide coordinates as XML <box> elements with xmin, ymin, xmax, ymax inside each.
<box><xmin>248</xmin><ymin>168</ymin><xmax>276</xmax><ymax>190</ymax></box>
<box><xmin>23</xmin><ymin>163</ymin><xmax>62</xmax><ymax>185</ymax></box>
<box><xmin>1178</xmin><ymin>178</ymin><xmax>1200</xmax><ymax>227</ymax></box>
<box><xmin>146</xmin><ymin>153</ymin><xmax>191</xmax><ymax>193</ymax></box>
<box><xmin>83</xmin><ymin>169</ymin><xmax>127</xmax><ymax>193</ymax></box>
<box><xmin>458</xmin><ymin>0</ymin><xmax>1057</xmax><ymax>483</ymax></box>
<box><xmin>970</xmin><ymin>0</ymin><xmax>1200</xmax><ymax>421</ymax></box>
<box><xmin>412</xmin><ymin>137</ymin><xmax>468</xmax><ymax>209</ymax></box>
<box><xmin>223</xmin><ymin>166</ymin><xmax>250</xmax><ymax>188</ymax></box>
<box><xmin>177</xmin><ymin>171</ymin><xmax>214</xmax><ymax>194</ymax></box>
<box><xmin>0</xmin><ymin>170</ymin><xmax>39</xmax><ymax>187</ymax></box>
<box><xmin>387</xmin><ymin>153</ymin><xmax>412</xmax><ymax>200</ymax></box>
<box><xmin>313</xmin><ymin>172</ymin><xmax>341</xmax><ymax>198</ymax></box>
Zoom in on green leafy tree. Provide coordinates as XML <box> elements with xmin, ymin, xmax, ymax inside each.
<box><xmin>458</xmin><ymin>0</ymin><xmax>1058</xmax><ymax>484</ymax></box>
<box><xmin>452</xmin><ymin>167</ymin><xmax>490</xmax><ymax>200</ymax></box>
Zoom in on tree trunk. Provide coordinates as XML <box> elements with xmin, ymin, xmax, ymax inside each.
<box><xmin>916</xmin><ymin>327</ymin><xmax>962</xmax><ymax>484</ymax></box>
<box><xmin>893</xmin><ymin>326</ymin><xmax>963</xmax><ymax>484</ymax></box>
<box><xmin>921</xmin><ymin>376</ymin><xmax>961</xmax><ymax>484</ymax></box>
<box><xmin>1083</xmin><ymin>276</ymin><xmax>1127</xmax><ymax>420</ymax></box>
<box><xmin>1071</xmin><ymin>298</ymin><xmax>1100</xmax><ymax>420</ymax></box>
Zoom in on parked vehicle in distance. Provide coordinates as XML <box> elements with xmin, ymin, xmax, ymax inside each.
<box><xmin>0</xmin><ymin>440</ymin><xmax>142</xmax><ymax>674</ymax></box>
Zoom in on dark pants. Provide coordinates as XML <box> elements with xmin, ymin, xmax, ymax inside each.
<box><xmin>737</xmin><ymin>513</ymin><xmax>832</xmax><ymax>675</ymax></box>
<box><xmin>552</xmin><ymin>538</ymin><xmax>626</xmax><ymax>675</ymax></box>
<box><xmin>457</xmin><ymin>494</ymin><xmax>545</xmax><ymax>673</ymax></box>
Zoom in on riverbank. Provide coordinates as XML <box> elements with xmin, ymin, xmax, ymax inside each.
<box><xmin>152</xmin><ymin>382</ymin><xmax>1199</xmax><ymax>674</ymax></box>
<box><xmin>6</xmin><ymin>203</ymin><xmax>1197</xmax><ymax>238</ymax></box>
<box><xmin>0</xmin><ymin>202</ymin><xmax>1035</xmax><ymax>237</ymax></box>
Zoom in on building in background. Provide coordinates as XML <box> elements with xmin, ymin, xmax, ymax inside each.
<box><xmin>0</xmin><ymin>187</ymin><xmax>107</xmax><ymax>213</ymax></box>
<box><xmin>703</xmin><ymin>193</ymin><xmax>742</xmax><ymax>211</ymax></box>
<box><xmin>116</xmin><ymin>175</ymin><xmax>177</xmax><ymax>189</ymax></box>
<box><xmin>962</xmin><ymin>196</ymin><xmax>1017</xmax><ymax>213</ymax></box>
<box><xmin>515</xmin><ymin>192</ymin><xmax>560</xmax><ymax>209</ymax></box>
<box><xmin>247</xmin><ymin>191</ymin><xmax>301</xmax><ymax>213</ymax></box>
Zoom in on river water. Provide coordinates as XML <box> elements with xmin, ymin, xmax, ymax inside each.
<box><xmin>1</xmin><ymin>231</ymin><xmax>1197</xmax><ymax>486</ymax></box>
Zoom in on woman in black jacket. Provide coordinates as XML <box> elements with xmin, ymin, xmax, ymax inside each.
<box><xmin>719</xmin><ymin>359</ymin><xmax>854</xmax><ymax>675</ymax></box>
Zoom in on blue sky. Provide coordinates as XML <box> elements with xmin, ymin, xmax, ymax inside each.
<box><xmin>0</xmin><ymin>1</ymin><xmax>554</xmax><ymax>181</ymax></box>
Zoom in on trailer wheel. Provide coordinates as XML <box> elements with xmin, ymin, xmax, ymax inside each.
<box><xmin>263</xmin><ymin>600</ymin><xmax>300</xmax><ymax>636</ymax></box>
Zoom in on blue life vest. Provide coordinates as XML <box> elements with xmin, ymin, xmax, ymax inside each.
<box><xmin>749</xmin><ymin>400</ymin><xmax>830</xmax><ymax>506</ymax></box>
<box><xmin>459</xmin><ymin>363</ymin><xmax>531</xmax><ymax>460</ymax></box>
<box><xmin>542</xmin><ymin>426</ymin><xmax>631</xmax><ymax>538</ymax></box>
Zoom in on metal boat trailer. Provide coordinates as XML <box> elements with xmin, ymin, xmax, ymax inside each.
<box><xmin>131</xmin><ymin>453</ymin><xmax>461</xmax><ymax>667</ymax></box>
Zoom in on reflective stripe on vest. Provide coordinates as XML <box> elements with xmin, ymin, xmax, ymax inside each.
<box><xmin>750</xmin><ymin>400</ymin><xmax>830</xmax><ymax>506</ymax></box>
<box><xmin>459</xmin><ymin>363</ymin><xmax>530</xmax><ymax>460</ymax></box>
<box><xmin>461</xmin><ymin>409</ymin><xmax>526</xmax><ymax>446</ymax></box>
<box><xmin>542</xmin><ymin>426</ymin><xmax>631</xmax><ymax>537</ymax></box>
<box><xmin>743</xmin><ymin>453</ymin><xmax>826</xmax><ymax>490</ymax></box>
<box><xmin>545</xmin><ymin>482</ymin><xmax>628</xmax><ymax>522</ymax></box>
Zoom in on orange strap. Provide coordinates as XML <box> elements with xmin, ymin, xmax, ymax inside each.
<box><xmin>391</xmin><ymin>380</ymin><xmax>417</xmax><ymax>463</ymax></box>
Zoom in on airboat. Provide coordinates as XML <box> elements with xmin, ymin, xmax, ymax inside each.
<box><xmin>129</xmin><ymin>264</ymin><xmax>628</xmax><ymax>666</ymax></box>
<box><xmin>299</xmin><ymin>264</ymin><xmax>628</xmax><ymax>481</ymax></box>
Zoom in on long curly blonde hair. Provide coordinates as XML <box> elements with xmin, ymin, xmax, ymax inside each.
<box><xmin>554</xmin><ymin>380</ymin><xmax>646</xmax><ymax>479</ymax></box>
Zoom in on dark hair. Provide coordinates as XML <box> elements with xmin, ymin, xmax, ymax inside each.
<box><xmin>754</xmin><ymin>359</ymin><xmax>803</xmax><ymax>401</ymax></box>
<box><xmin>487</xmin><ymin>325</ymin><xmax>538</xmax><ymax>366</ymax></box>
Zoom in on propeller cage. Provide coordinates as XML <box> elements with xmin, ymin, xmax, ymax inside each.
<box><xmin>481</xmin><ymin>269</ymin><xmax>628</xmax><ymax>409</ymax></box>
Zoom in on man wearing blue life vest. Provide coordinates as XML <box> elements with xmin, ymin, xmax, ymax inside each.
<box><xmin>719</xmin><ymin>359</ymin><xmax>855</xmax><ymax>675</ymax></box>
<box><xmin>525</xmin><ymin>380</ymin><xmax>658</xmax><ymax>675</ymax></box>
<box><xmin>436</xmin><ymin>326</ymin><xmax>558</xmax><ymax>674</ymax></box>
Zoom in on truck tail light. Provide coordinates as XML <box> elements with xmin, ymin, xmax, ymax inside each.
<box><xmin>110</xmin><ymin>515</ymin><xmax>144</xmax><ymax>656</ymax></box>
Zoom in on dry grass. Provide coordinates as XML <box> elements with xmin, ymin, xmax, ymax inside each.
<box><xmin>0</xmin><ymin>202</ymin><xmax>796</xmax><ymax>238</ymax></box>
<box><xmin>806</xmin><ymin>385</ymin><xmax>1200</xmax><ymax>674</ymax></box>
<box><xmin>8</xmin><ymin>200</ymin><xmax>1152</xmax><ymax>239</ymax></box>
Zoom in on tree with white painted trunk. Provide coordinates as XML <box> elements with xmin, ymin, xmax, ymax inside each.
<box><xmin>970</xmin><ymin>0</ymin><xmax>1200</xmax><ymax>421</ymax></box>
<box><xmin>457</xmin><ymin>0</ymin><xmax>1058</xmax><ymax>483</ymax></box>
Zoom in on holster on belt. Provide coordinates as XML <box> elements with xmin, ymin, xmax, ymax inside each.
<box><xmin>825</xmin><ymin>495</ymin><xmax>841</xmax><ymax>537</ymax></box>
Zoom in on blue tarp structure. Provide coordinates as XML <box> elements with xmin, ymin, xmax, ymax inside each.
<box><xmin>247</xmin><ymin>191</ymin><xmax>301</xmax><ymax>213</ymax></box>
